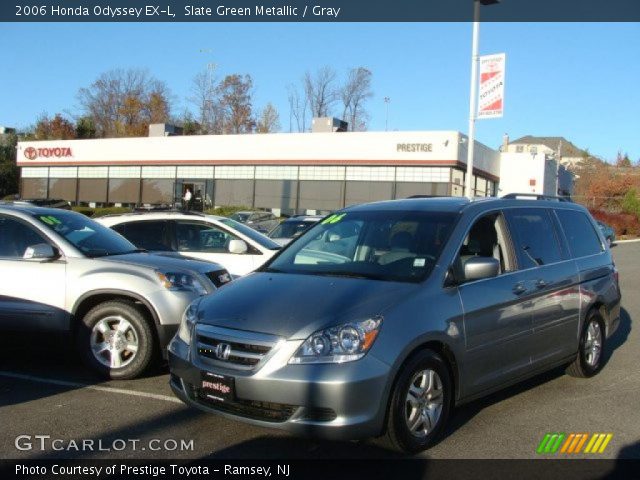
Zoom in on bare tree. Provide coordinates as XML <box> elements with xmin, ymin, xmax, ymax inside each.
<box><xmin>256</xmin><ymin>103</ymin><xmax>281</xmax><ymax>133</ymax></box>
<box><xmin>340</xmin><ymin>67</ymin><xmax>373</xmax><ymax>132</ymax></box>
<box><xmin>188</xmin><ymin>68</ymin><xmax>222</xmax><ymax>134</ymax></box>
<box><xmin>77</xmin><ymin>69</ymin><xmax>172</xmax><ymax>138</ymax></box>
<box><xmin>287</xmin><ymin>84</ymin><xmax>308</xmax><ymax>132</ymax></box>
<box><xmin>304</xmin><ymin>66</ymin><xmax>338</xmax><ymax>118</ymax></box>
<box><xmin>216</xmin><ymin>74</ymin><xmax>255</xmax><ymax>134</ymax></box>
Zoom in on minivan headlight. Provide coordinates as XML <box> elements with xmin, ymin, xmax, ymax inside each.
<box><xmin>289</xmin><ymin>316</ymin><xmax>382</xmax><ymax>364</ymax></box>
<box><xmin>156</xmin><ymin>271</ymin><xmax>208</xmax><ymax>296</ymax></box>
<box><xmin>177</xmin><ymin>299</ymin><xmax>200</xmax><ymax>344</ymax></box>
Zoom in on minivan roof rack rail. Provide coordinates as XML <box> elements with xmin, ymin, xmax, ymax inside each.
<box><xmin>502</xmin><ymin>193</ymin><xmax>573</xmax><ymax>202</ymax></box>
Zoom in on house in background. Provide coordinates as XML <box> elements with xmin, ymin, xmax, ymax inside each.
<box><xmin>503</xmin><ymin>135</ymin><xmax>589</xmax><ymax>168</ymax></box>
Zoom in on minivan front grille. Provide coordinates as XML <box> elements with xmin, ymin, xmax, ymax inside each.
<box><xmin>195</xmin><ymin>325</ymin><xmax>278</xmax><ymax>371</ymax></box>
<box><xmin>188</xmin><ymin>384</ymin><xmax>297</xmax><ymax>422</ymax></box>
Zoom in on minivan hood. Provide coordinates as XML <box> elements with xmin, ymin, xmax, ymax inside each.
<box><xmin>103</xmin><ymin>252</ymin><xmax>225</xmax><ymax>274</ymax></box>
<box><xmin>196</xmin><ymin>272</ymin><xmax>418</xmax><ymax>339</ymax></box>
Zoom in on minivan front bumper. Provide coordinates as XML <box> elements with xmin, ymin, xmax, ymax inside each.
<box><xmin>168</xmin><ymin>334</ymin><xmax>391</xmax><ymax>440</ymax></box>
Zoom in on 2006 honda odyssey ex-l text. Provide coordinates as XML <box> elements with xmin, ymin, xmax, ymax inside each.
<box><xmin>168</xmin><ymin>196</ymin><xmax>621</xmax><ymax>453</ymax></box>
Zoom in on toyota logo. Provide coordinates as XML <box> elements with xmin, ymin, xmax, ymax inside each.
<box><xmin>24</xmin><ymin>147</ymin><xmax>37</xmax><ymax>160</ymax></box>
<box><xmin>215</xmin><ymin>343</ymin><xmax>232</xmax><ymax>361</ymax></box>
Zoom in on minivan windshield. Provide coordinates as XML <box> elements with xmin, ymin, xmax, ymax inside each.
<box><xmin>265</xmin><ymin>210</ymin><xmax>458</xmax><ymax>283</ymax></box>
<box><xmin>33</xmin><ymin>210</ymin><xmax>139</xmax><ymax>258</ymax></box>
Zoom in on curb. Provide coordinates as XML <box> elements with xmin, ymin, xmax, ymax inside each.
<box><xmin>614</xmin><ymin>238</ymin><xmax>640</xmax><ymax>244</ymax></box>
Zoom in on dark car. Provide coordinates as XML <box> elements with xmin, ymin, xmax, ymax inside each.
<box><xmin>267</xmin><ymin>215</ymin><xmax>323</xmax><ymax>246</ymax></box>
<box><xmin>230</xmin><ymin>211</ymin><xmax>279</xmax><ymax>234</ymax></box>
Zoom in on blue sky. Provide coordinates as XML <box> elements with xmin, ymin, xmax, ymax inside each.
<box><xmin>1</xmin><ymin>22</ymin><xmax>638</xmax><ymax>161</ymax></box>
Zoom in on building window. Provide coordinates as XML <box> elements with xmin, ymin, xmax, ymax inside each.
<box><xmin>515</xmin><ymin>146</ymin><xmax>524</xmax><ymax>153</ymax></box>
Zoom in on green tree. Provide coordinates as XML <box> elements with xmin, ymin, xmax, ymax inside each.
<box><xmin>0</xmin><ymin>132</ymin><xmax>19</xmax><ymax>198</ymax></box>
<box><xmin>622</xmin><ymin>188</ymin><xmax>640</xmax><ymax>218</ymax></box>
<box><xmin>75</xmin><ymin>116</ymin><xmax>97</xmax><ymax>139</ymax></box>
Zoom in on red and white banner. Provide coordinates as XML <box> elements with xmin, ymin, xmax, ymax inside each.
<box><xmin>478</xmin><ymin>53</ymin><xmax>505</xmax><ymax>119</ymax></box>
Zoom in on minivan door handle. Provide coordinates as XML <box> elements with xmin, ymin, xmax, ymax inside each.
<box><xmin>512</xmin><ymin>282</ymin><xmax>527</xmax><ymax>295</ymax></box>
<box><xmin>535</xmin><ymin>279</ymin><xmax>547</xmax><ymax>289</ymax></box>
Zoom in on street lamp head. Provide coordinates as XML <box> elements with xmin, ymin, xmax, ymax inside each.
<box><xmin>479</xmin><ymin>0</ymin><xmax>500</xmax><ymax>5</ymax></box>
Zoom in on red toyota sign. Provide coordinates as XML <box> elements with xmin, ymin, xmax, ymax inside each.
<box><xmin>23</xmin><ymin>147</ymin><xmax>73</xmax><ymax>160</ymax></box>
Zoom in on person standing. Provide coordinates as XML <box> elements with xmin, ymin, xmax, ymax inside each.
<box><xmin>183</xmin><ymin>188</ymin><xmax>193</xmax><ymax>211</ymax></box>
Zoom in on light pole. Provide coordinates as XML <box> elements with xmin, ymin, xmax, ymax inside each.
<box><xmin>384</xmin><ymin>96</ymin><xmax>390</xmax><ymax>131</ymax></box>
<box><xmin>465</xmin><ymin>0</ymin><xmax>499</xmax><ymax>199</ymax></box>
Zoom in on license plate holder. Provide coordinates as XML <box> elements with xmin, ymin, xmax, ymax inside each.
<box><xmin>200</xmin><ymin>371</ymin><xmax>235</xmax><ymax>402</ymax></box>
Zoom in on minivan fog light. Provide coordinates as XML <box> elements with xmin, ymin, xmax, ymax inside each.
<box><xmin>289</xmin><ymin>316</ymin><xmax>382</xmax><ymax>364</ymax></box>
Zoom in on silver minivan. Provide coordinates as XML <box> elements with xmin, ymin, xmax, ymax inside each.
<box><xmin>168</xmin><ymin>196</ymin><xmax>621</xmax><ymax>452</ymax></box>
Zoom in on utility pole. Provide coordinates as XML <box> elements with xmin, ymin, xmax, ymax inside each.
<box><xmin>465</xmin><ymin>0</ymin><xmax>499</xmax><ymax>199</ymax></box>
<box><xmin>384</xmin><ymin>97</ymin><xmax>390</xmax><ymax>131</ymax></box>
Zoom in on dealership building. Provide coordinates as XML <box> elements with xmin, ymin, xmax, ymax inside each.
<box><xmin>17</xmin><ymin>124</ymin><xmax>503</xmax><ymax>215</ymax></box>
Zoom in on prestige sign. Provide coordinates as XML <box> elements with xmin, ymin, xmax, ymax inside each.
<box><xmin>23</xmin><ymin>146</ymin><xmax>73</xmax><ymax>160</ymax></box>
<box><xmin>397</xmin><ymin>143</ymin><xmax>433</xmax><ymax>153</ymax></box>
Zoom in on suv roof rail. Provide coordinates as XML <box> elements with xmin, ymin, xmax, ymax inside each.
<box><xmin>502</xmin><ymin>193</ymin><xmax>573</xmax><ymax>202</ymax></box>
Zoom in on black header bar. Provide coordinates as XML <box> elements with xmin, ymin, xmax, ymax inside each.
<box><xmin>2</xmin><ymin>0</ymin><xmax>640</xmax><ymax>22</ymax></box>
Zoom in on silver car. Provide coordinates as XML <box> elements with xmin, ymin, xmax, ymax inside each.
<box><xmin>169</xmin><ymin>197</ymin><xmax>621</xmax><ymax>452</ymax></box>
<box><xmin>0</xmin><ymin>204</ymin><xmax>231</xmax><ymax>379</ymax></box>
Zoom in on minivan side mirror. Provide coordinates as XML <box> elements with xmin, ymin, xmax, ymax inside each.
<box><xmin>464</xmin><ymin>257</ymin><xmax>500</xmax><ymax>282</ymax></box>
<box><xmin>23</xmin><ymin>243</ymin><xmax>59</xmax><ymax>261</ymax></box>
<box><xmin>227</xmin><ymin>239</ymin><xmax>248</xmax><ymax>254</ymax></box>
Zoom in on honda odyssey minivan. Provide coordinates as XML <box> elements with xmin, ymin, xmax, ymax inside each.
<box><xmin>168</xmin><ymin>196</ymin><xmax>621</xmax><ymax>452</ymax></box>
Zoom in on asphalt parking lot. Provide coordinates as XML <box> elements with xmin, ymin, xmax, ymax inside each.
<box><xmin>1</xmin><ymin>243</ymin><xmax>638</xmax><ymax>460</ymax></box>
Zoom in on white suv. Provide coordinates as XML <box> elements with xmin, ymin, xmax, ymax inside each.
<box><xmin>0</xmin><ymin>204</ymin><xmax>231</xmax><ymax>379</ymax></box>
<box><xmin>98</xmin><ymin>211</ymin><xmax>282</xmax><ymax>277</ymax></box>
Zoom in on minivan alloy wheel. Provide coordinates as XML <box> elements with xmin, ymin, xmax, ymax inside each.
<box><xmin>90</xmin><ymin>315</ymin><xmax>139</xmax><ymax>369</ymax></box>
<box><xmin>405</xmin><ymin>369</ymin><xmax>444</xmax><ymax>437</ymax></box>
<box><xmin>584</xmin><ymin>320</ymin><xmax>602</xmax><ymax>367</ymax></box>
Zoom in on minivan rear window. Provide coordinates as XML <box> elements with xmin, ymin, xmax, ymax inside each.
<box><xmin>555</xmin><ymin>209</ymin><xmax>603</xmax><ymax>258</ymax></box>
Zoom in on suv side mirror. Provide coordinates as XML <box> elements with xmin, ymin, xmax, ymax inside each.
<box><xmin>23</xmin><ymin>243</ymin><xmax>59</xmax><ymax>260</ymax></box>
<box><xmin>464</xmin><ymin>257</ymin><xmax>499</xmax><ymax>281</ymax></box>
<box><xmin>227</xmin><ymin>239</ymin><xmax>248</xmax><ymax>254</ymax></box>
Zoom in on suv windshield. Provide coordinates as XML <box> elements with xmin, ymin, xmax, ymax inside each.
<box><xmin>218</xmin><ymin>217</ymin><xmax>281</xmax><ymax>250</ymax></box>
<box><xmin>33</xmin><ymin>211</ymin><xmax>139</xmax><ymax>258</ymax></box>
<box><xmin>265</xmin><ymin>210</ymin><xmax>458</xmax><ymax>282</ymax></box>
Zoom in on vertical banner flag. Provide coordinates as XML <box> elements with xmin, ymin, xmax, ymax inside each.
<box><xmin>478</xmin><ymin>53</ymin><xmax>506</xmax><ymax>119</ymax></box>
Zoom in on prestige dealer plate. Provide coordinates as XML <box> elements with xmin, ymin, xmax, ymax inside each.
<box><xmin>201</xmin><ymin>371</ymin><xmax>235</xmax><ymax>402</ymax></box>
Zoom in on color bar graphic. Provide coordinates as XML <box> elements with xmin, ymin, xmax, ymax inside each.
<box><xmin>537</xmin><ymin>433</ymin><xmax>613</xmax><ymax>454</ymax></box>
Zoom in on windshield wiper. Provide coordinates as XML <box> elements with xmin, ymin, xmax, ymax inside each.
<box><xmin>261</xmin><ymin>267</ymin><xmax>285</xmax><ymax>273</ymax></box>
<box><xmin>313</xmin><ymin>271</ymin><xmax>385</xmax><ymax>281</ymax></box>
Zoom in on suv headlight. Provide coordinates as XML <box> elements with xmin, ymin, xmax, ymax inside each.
<box><xmin>289</xmin><ymin>316</ymin><xmax>382</xmax><ymax>364</ymax></box>
<box><xmin>178</xmin><ymin>299</ymin><xmax>200</xmax><ymax>344</ymax></box>
<box><xmin>156</xmin><ymin>271</ymin><xmax>208</xmax><ymax>296</ymax></box>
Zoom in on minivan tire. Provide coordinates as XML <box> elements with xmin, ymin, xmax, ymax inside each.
<box><xmin>384</xmin><ymin>349</ymin><xmax>452</xmax><ymax>453</ymax></box>
<box><xmin>77</xmin><ymin>300</ymin><xmax>156</xmax><ymax>380</ymax></box>
<box><xmin>566</xmin><ymin>310</ymin><xmax>606</xmax><ymax>378</ymax></box>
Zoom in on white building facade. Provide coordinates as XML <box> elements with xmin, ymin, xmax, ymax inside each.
<box><xmin>17</xmin><ymin>130</ymin><xmax>501</xmax><ymax>214</ymax></box>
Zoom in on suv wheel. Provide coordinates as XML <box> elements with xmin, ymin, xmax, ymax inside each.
<box><xmin>384</xmin><ymin>349</ymin><xmax>452</xmax><ymax>453</ymax></box>
<box><xmin>77</xmin><ymin>300</ymin><xmax>155</xmax><ymax>379</ymax></box>
<box><xmin>567</xmin><ymin>310</ymin><xmax>605</xmax><ymax>378</ymax></box>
